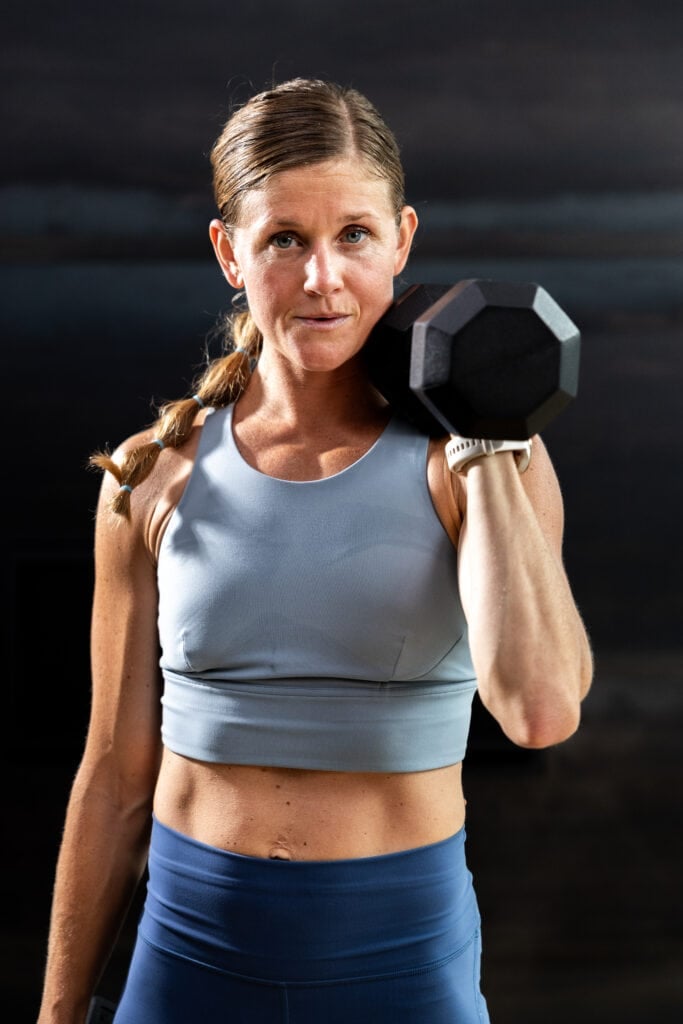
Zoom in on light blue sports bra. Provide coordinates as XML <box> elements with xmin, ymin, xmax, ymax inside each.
<box><xmin>157</xmin><ymin>404</ymin><xmax>478</xmax><ymax>772</ymax></box>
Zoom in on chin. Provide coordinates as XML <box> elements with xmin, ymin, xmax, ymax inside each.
<box><xmin>291</xmin><ymin>341</ymin><xmax>365</xmax><ymax>374</ymax></box>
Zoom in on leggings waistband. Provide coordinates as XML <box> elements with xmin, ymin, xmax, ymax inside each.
<box><xmin>140</xmin><ymin>817</ymin><xmax>481</xmax><ymax>984</ymax></box>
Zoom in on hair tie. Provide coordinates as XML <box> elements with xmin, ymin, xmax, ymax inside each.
<box><xmin>234</xmin><ymin>346</ymin><xmax>250</xmax><ymax>356</ymax></box>
<box><xmin>152</xmin><ymin>438</ymin><xmax>165</xmax><ymax>449</ymax></box>
<box><xmin>192</xmin><ymin>394</ymin><xmax>205</xmax><ymax>408</ymax></box>
<box><xmin>119</xmin><ymin>484</ymin><xmax>133</xmax><ymax>494</ymax></box>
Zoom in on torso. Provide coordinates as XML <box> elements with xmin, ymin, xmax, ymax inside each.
<box><xmin>146</xmin><ymin>398</ymin><xmax>466</xmax><ymax>860</ymax></box>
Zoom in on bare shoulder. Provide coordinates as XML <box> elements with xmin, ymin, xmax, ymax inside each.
<box><xmin>95</xmin><ymin>410</ymin><xmax>209</xmax><ymax>564</ymax></box>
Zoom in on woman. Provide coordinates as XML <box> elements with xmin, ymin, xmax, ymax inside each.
<box><xmin>37</xmin><ymin>78</ymin><xmax>592</xmax><ymax>1024</ymax></box>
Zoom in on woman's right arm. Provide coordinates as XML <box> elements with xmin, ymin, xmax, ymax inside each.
<box><xmin>38</xmin><ymin>460</ymin><xmax>163</xmax><ymax>1024</ymax></box>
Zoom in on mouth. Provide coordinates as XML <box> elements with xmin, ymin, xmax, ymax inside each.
<box><xmin>294</xmin><ymin>313</ymin><xmax>351</xmax><ymax>330</ymax></box>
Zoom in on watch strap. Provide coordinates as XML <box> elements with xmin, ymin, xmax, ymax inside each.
<box><xmin>445</xmin><ymin>435</ymin><xmax>533</xmax><ymax>474</ymax></box>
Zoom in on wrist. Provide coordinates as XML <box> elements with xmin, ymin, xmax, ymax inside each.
<box><xmin>445</xmin><ymin>435</ymin><xmax>532</xmax><ymax>475</ymax></box>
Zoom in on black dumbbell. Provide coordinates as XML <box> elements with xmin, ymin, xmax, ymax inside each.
<box><xmin>363</xmin><ymin>279</ymin><xmax>581</xmax><ymax>441</ymax></box>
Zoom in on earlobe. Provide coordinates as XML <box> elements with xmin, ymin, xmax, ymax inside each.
<box><xmin>209</xmin><ymin>218</ymin><xmax>244</xmax><ymax>288</ymax></box>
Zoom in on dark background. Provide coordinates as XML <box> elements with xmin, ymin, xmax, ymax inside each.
<box><xmin>3</xmin><ymin>1</ymin><xmax>682</xmax><ymax>1021</ymax></box>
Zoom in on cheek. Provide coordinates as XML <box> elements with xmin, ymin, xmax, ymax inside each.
<box><xmin>357</xmin><ymin>260</ymin><xmax>396</xmax><ymax>312</ymax></box>
<box><xmin>243</xmin><ymin>266</ymin><xmax>282</xmax><ymax>321</ymax></box>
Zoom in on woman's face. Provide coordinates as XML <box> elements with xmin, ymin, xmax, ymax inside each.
<box><xmin>210</xmin><ymin>157</ymin><xmax>417</xmax><ymax>375</ymax></box>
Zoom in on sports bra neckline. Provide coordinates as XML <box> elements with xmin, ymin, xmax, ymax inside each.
<box><xmin>223</xmin><ymin>403</ymin><xmax>398</xmax><ymax>486</ymax></box>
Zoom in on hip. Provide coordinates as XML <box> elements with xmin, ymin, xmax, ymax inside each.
<box><xmin>142</xmin><ymin>814</ymin><xmax>481</xmax><ymax>983</ymax></box>
<box><xmin>114</xmin><ymin>816</ymin><xmax>490</xmax><ymax>1022</ymax></box>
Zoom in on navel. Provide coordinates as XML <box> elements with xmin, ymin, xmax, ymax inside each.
<box><xmin>268</xmin><ymin>846</ymin><xmax>293</xmax><ymax>861</ymax></box>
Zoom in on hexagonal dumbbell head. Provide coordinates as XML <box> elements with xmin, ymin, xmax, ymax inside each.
<box><xmin>363</xmin><ymin>282</ymin><xmax>454</xmax><ymax>436</ymax></box>
<box><xmin>409</xmin><ymin>279</ymin><xmax>581</xmax><ymax>440</ymax></box>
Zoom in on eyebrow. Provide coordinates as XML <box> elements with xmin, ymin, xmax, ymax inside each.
<box><xmin>269</xmin><ymin>212</ymin><xmax>381</xmax><ymax>228</ymax></box>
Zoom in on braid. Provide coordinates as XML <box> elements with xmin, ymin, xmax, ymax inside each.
<box><xmin>91</xmin><ymin>311</ymin><xmax>263</xmax><ymax>519</ymax></box>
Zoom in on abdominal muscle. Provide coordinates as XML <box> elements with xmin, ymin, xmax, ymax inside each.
<box><xmin>153</xmin><ymin>748</ymin><xmax>466</xmax><ymax>861</ymax></box>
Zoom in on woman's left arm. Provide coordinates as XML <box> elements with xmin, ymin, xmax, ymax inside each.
<box><xmin>455</xmin><ymin>438</ymin><xmax>593</xmax><ymax>749</ymax></box>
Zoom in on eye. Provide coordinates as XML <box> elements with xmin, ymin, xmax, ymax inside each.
<box><xmin>270</xmin><ymin>232</ymin><xmax>299</xmax><ymax>250</ymax></box>
<box><xmin>342</xmin><ymin>226</ymin><xmax>369</xmax><ymax>244</ymax></box>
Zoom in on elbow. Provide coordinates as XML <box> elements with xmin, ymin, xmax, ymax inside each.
<box><xmin>503</xmin><ymin>705</ymin><xmax>581</xmax><ymax>749</ymax></box>
<box><xmin>481</xmin><ymin>677</ymin><xmax>583</xmax><ymax>750</ymax></box>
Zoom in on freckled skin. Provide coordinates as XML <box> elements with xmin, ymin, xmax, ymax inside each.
<box><xmin>209</xmin><ymin>159</ymin><xmax>416</xmax><ymax>379</ymax></box>
<box><xmin>155</xmin><ymin>751</ymin><xmax>466</xmax><ymax>860</ymax></box>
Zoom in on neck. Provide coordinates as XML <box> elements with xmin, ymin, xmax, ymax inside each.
<box><xmin>237</xmin><ymin>352</ymin><xmax>387</xmax><ymax>432</ymax></box>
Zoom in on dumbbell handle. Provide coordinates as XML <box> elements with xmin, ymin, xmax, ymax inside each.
<box><xmin>445</xmin><ymin>435</ymin><xmax>533</xmax><ymax>474</ymax></box>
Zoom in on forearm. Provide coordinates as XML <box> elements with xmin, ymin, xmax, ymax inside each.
<box><xmin>38</xmin><ymin>764</ymin><xmax>152</xmax><ymax>1024</ymax></box>
<box><xmin>459</xmin><ymin>452</ymin><xmax>592</xmax><ymax>748</ymax></box>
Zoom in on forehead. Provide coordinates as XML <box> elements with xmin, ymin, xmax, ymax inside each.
<box><xmin>235</xmin><ymin>157</ymin><xmax>396</xmax><ymax>227</ymax></box>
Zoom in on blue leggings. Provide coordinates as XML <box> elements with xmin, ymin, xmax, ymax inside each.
<box><xmin>114</xmin><ymin>817</ymin><xmax>490</xmax><ymax>1023</ymax></box>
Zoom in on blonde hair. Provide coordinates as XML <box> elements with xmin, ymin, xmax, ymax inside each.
<box><xmin>92</xmin><ymin>78</ymin><xmax>406</xmax><ymax>517</ymax></box>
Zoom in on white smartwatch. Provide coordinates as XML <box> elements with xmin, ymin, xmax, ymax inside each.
<box><xmin>445</xmin><ymin>435</ymin><xmax>533</xmax><ymax>475</ymax></box>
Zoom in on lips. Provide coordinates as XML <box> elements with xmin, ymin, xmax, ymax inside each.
<box><xmin>294</xmin><ymin>313</ymin><xmax>351</xmax><ymax>329</ymax></box>
<box><xmin>295</xmin><ymin>311</ymin><xmax>349</xmax><ymax>319</ymax></box>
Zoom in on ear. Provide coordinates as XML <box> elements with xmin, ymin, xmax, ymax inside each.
<box><xmin>209</xmin><ymin>219</ymin><xmax>244</xmax><ymax>288</ymax></box>
<box><xmin>393</xmin><ymin>206</ymin><xmax>419</xmax><ymax>276</ymax></box>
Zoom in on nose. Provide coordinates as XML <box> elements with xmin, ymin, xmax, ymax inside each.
<box><xmin>303</xmin><ymin>244</ymin><xmax>343</xmax><ymax>295</ymax></box>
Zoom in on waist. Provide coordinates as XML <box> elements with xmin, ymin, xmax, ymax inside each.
<box><xmin>140</xmin><ymin>815</ymin><xmax>480</xmax><ymax>983</ymax></box>
<box><xmin>160</xmin><ymin>672</ymin><xmax>478</xmax><ymax>772</ymax></box>
<box><xmin>153</xmin><ymin>752</ymin><xmax>466</xmax><ymax>860</ymax></box>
